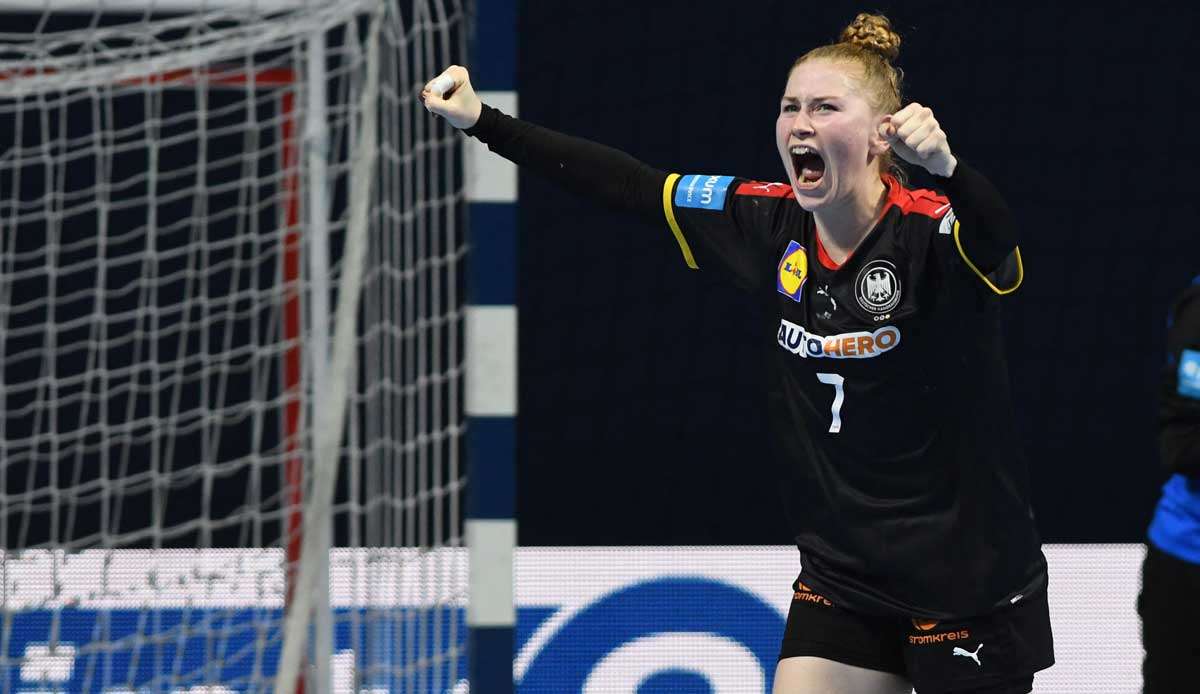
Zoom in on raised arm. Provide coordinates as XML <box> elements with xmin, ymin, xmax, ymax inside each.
<box><xmin>932</xmin><ymin>161</ymin><xmax>1018</xmax><ymax>277</ymax></box>
<box><xmin>883</xmin><ymin>103</ymin><xmax>1018</xmax><ymax>278</ymax></box>
<box><xmin>422</xmin><ymin>66</ymin><xmax>665</xmax><ymax>225</ymax></box>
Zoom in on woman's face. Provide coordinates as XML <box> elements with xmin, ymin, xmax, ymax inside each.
<box><xmin>775</xmin><ymin>59</ymin><xmax>889</xmax><ymax>211</ymax></box>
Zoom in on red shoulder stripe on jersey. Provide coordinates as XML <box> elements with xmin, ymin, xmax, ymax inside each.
<box><xmin>882</xmin><ymin>174</ymin><xmax>951</xmax><ymax>219</ymax></box>
<box><xmin>735</xmin><ymin>181</ymin><xmax>794</xmax><ymax>198</ymax></box>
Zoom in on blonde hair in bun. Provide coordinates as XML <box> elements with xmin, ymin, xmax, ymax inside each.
<box><xmin>839</xmin><ymin>12</ymin><xmax>901</xmax><ymax>62</ymax></box>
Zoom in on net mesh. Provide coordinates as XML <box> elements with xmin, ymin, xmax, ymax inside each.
<box><xmin>0</xmin><ymin>1</ymin><xmax>467</xmax><ymax>691</ymax></box>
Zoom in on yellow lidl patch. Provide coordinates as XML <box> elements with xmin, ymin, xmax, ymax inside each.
<box><xmin>777</xmin><ymin>240</ymin><xmax>808</xmax><ymax>302</ymax></box>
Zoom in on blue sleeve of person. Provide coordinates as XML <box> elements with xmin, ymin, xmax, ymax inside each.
<box><xmin>1179</xmin><ymin>349</ymin><xmax>1200</xmax><ymax>399</ymax></box>
<box><xmin>674</xmin><ymin>175</ymin><xmax>734</xmax><ymax>210</ymax></box>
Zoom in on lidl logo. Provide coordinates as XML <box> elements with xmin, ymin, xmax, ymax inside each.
<box><xmin>1179</xmin><ymin>349</ymin><xmax>1200</xmax><ymax>399</ymax></box>
<box><xmin>777</xmin><ymin>241</ymin><xmax>808</xmax><ymax>302</ymax></box>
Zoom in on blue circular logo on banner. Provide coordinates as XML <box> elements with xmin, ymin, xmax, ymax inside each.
<box><xmin>520</xmin><ymin>578</ymin><xmax>784</xmax><ymax>692</ymax></box>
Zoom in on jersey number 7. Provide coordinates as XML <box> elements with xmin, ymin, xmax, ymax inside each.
<box><xmin>816</xmin><ymin>373</ymin><xmax>844</xmax><ymax>434</ymax></box>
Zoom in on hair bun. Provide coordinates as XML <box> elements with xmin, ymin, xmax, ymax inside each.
<box><xmin>839</xmin><ymin>13</ymin><xmax>900</xmax><ymax>62</ymax></box>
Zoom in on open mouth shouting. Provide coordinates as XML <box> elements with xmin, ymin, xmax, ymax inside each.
<box><xmin>790</xmin><ymin>145</ymin><xmax>826</xmax><ymax>190</ymax></box>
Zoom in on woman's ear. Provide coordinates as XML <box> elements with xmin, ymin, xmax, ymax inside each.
<box><xmin>870</xmin><ymin>115</ymin><xmax>894</xmax><ymax>156</ymax></box>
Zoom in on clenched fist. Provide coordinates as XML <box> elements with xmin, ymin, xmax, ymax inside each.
<box><xmin>420</xmin><ymin>65</ymin><xmax>482</xmax><ymax>130</ymax></box>
<box><xmin>879</xmin><ymin>102</ymin><xmax>957</xmax><ymax>178</ymax></box>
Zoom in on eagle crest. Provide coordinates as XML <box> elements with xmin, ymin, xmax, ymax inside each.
<box><xmin>866</xmin><ymin>271</ymin><xmax>893</xmax><ymax>302</ymax></box>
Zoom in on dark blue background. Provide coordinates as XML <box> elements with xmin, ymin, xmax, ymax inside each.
<box><xmin>2</xmin><ymin>2</ymin><xmax>1193</xmax><ymax>551</ymax></box>
<box><xmin>514</xmin><ymin>1</ymin><xmax>1200</xmax><ymax>544</ymax></box>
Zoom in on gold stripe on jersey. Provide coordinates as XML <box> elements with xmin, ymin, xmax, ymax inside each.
<box><xmin>953</xmin><ymin>218</ymin><xmax>1024</xmax><ymax>295</ymax></box>
<box><xmin>662</xmin><ymin>173</ymin><xmax>699</xmax><ymax>270</ymax></box>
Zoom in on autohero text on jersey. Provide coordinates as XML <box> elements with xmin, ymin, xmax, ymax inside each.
<box><xmin>776</xmin><ymin>318</ymin><xmax>900</xmax><ymax>359</ymax></box>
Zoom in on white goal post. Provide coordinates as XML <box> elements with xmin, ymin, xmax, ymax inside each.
<box><xmin>0</xmin><ymin>2</ymin><xmax>468</xmax><ymax>693</ymax></box>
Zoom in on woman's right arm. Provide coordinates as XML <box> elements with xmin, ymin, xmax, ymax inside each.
<box><xmin>422</xmin><ymin>66</ymin><xmax>666</xmax><ymax>225</ymax></box>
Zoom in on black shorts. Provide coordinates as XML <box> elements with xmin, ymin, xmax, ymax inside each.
<box><xmin>1139</xmin><ymin>542</ymin><xmax>1200</xmax><ymax>694</ymax></box>
<box><xmin>779</xmin><ymin>579</ymin><xmax>1054</xmax><ymax>694</ymax></box>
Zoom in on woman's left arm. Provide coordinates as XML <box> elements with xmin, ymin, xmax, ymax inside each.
<box><xmin>883</xmin><ymin>103</ymin><xmax>1018</xmax><ymax>277</ymax></box>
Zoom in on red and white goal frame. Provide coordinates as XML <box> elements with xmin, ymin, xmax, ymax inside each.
<box><xmin>0</xmin><ymin>3</ymin><xmax>368</xmax><ymax>692</ymax></box>
<box><xmin>0</xmin><ymin>1</ymin><xmax>472</xmax><ymax>692</ymax></box>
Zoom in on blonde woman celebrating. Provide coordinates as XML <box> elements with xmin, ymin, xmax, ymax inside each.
<box><xmin>426</xmin><ymin>13</ymin><xmax>1053</xmax><ymax>694</ymax></box>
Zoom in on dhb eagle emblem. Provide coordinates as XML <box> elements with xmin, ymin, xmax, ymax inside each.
<box><xmin>865</xmin><ymin>271</ymin><xmax>894</xmax><ymax>303</ymax></box>
<box><xmin>855</xmin><ymin>259</ymin><xmax>902</xmax><ymax>315</ymax></box>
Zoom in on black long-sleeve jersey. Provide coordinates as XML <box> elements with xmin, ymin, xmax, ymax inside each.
<box><xmin>467</xmin><ymin>104</ymin><xmax>1047</xmax><ymax>619</ymax></box>
<box><xmin>1148</xmin><ymin>278</ymin><xmax>1200</xmax><ymax>564</ymax></box>
<box><xmin>1159</xmin><ymin>280</ymin><xmax>1200</xmax><ymax>477</ymax></box>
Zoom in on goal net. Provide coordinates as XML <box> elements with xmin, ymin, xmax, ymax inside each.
<box><xmin>0</xmin><ymin>1</ymin><xmax>467</xmax><ymax>692</ymax></box>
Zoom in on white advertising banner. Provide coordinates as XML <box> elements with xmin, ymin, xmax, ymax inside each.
<box><xmin>0</xmin><ymin>544</ymin><xmax>1144</xmax><ymax>692</ymax></box>
<box><xmin>514</xmin><ymin>544</ymin><xmax>1145</xmax><ymax>693</ymax></box>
